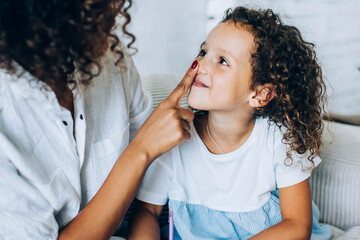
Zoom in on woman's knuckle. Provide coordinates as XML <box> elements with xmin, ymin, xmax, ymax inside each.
<box><xmin>174</xmin><ymin>128</ymin><xmax>183</xmax><ymax>139</ymax></box>
<box><xmin>170</xmin><ymin>108</ymin><xmax>179</xmax><ymax>118</ymax></box>
<box><xmin>177</xmin><ymin>81</ymin><xmax>185</xmax><ymax>89</ymax></box>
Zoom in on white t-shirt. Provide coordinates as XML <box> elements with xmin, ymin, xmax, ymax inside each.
<box><xmin>137</xmin><ymin>117</ymin><xmax>320</xmax><ymax>212</ymax></box>
<box><xmin>0</xmin><ymin>46</ymin><xmax>152</xmax><ymax>239</ymax></box>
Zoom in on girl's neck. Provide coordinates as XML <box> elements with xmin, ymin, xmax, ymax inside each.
<box><xmin>195</xmin><ymin>111</ymin><xmax>255</xmax><ymax>154</ymax></box>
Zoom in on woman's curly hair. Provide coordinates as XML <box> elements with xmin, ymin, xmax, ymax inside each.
<box><xmin>223</xmin><ymin>6</ymin><xmax>327</xmax><ymax>164</ymax></box>
<box><xmin>0</xmin><ymin>0</ymin><xmax>134</xmax><ymax>95</ymax></box>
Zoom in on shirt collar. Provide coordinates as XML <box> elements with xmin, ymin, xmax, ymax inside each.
<box><xmin>1</xmin><ymin>61</ymin><xmax>83</xmax><ymax>112</ymax></box>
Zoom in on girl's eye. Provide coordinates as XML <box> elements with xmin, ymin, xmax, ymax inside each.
<box><xmin>198</xmin><ymin>49</ymin><xmax>207</xmax><ymax>57</ymax></box>
<box><xmin>219</xmin><ymin>57</ymin><xmax>229</xmax><ymax>66</ymax></box>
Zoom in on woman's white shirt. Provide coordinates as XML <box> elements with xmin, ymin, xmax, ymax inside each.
<box><xmin>0</xmin><ymin>47</ymin><xmax>152</xmax><ymax>239</ymax></box>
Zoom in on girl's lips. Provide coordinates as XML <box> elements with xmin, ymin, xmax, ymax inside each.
<box><xmin>192</xmin><ymin>79</ymin><xmax>208</xmax><ymax>88</ymax></box>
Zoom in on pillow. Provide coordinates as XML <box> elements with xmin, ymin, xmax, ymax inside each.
<box><xmin>310</xmin><ymin>120</ymin><xmax>360</xmax><ymax>230</ymax></box>
<box><xmin>141</xmin><ymin>73</ymin><xmax>189</xmax><ymax>109</ymax></box>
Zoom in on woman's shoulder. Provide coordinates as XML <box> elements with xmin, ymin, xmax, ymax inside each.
<box><xmin>103</xmin><ymin>40</ymin><xmax>136</xmax><ymax>72</ymax></box>
<box><xmin>0</xmin><ymin>67</ymin><xmax>49</xmax><ymax>111</ymax></box>
<box><xmin>98</xmin><ymin>41</ymin><xmax>142</xmax><ymax>96</ymax></box>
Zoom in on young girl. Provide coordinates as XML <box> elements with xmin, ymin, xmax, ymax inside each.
<box><xmin>129</xmin><ymin>6</ymin><xmax>331</xmax><ymax>240</ymax></box>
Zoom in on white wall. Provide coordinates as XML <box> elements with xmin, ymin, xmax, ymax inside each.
<box><xmin>124</xmin><ymin>0</ymin><xmax>207</xmax><ymax>76</ymax></box>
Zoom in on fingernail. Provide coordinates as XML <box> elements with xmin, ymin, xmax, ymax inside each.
<box><xmin>191</xmin><ymin>60</ymin><xmax>198</xmax><ymax>69</ymax></box>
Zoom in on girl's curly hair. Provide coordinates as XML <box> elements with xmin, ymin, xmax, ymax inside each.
<box><xmin>223</xmin><ymin>7</ymin><xmax>327</xmax><ymax>164</ymax></box>
<box><xmin>0</xmin><ymin>0</ymin><xmax>134</xmax><ymax>95</ymax></box>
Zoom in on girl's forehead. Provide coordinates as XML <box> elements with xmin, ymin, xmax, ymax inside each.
<box><xmin>207</xmin><ymin>22</ymin><xmax>254</xmax><ymax>42</ymax></box>
<box><xmin>205</xmin><ymin>22</ymin><xmax>256</xmax><ymax>55</ymax></box>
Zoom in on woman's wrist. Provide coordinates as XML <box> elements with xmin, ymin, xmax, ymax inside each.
<box><xmin>125</xmin><ymin>138</ymin><xmax>155</xmax><ymax>167</ymax></box>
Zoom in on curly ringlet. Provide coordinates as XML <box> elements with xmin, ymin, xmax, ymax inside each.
<box><xmin>223</xmin><ymin>7</ymin><xmax>327</xmax><ymax>165</ymax></box>
<box><xmin>0</xmin><ymin>0</ymin><xmax>134</xmax><ymax>95</ymax></box>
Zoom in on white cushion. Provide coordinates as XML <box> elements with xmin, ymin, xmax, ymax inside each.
<box><xmin>310</xmin><ymin>121</ymin><xmax>360</xmax><ymax>230</ymax></box>
<box><xmin>141</xmin><ymin>74</ymin><xmax>188</xmax><ymax>109</ymax></box>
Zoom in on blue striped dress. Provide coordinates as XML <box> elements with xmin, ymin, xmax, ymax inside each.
<box><xmin>162</xmin><ymin>190</ymin><xmax>331</xmax><ymax>239</ymax></box>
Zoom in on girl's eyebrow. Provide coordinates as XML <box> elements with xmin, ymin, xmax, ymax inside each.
<box><xmin>201</xmin><ymin>42</ymin><xmax>235</xmax><ymax>61</ymax></box>
<box><xmin>219</xmin><ymin>48</ymin><xmax>236</xmax><ymax>61</ymax></box>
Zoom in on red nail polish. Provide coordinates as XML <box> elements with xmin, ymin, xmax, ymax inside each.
<box><xmin>191</xmin><ymin>60</ymin><xmax>198</xmax><ymax>69</ymax></box>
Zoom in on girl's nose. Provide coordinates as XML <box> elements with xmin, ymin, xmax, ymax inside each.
<box><xmin>197</xmin><ymin>57</ymin><xmax>209</xmax><ymax>75</ymax></box>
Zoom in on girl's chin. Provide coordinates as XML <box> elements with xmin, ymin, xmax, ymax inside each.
<box><xmin>187</xmin><ymin>93</ymin><xmax>210</xmax><ymax>110</ymax></box>
<box><xmin>187</xmin><ymin>100</ymin><xmax>208</xmax><ymax>111</ymax></box>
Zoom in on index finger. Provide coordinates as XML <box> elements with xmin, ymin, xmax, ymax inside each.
<box><xmin>167</xmin><ymin>60</ymin><xmax>199</xmax><ymax>105</ymax></box>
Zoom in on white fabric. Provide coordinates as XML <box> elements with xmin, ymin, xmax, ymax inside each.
<box><xmin>110</xmin><ymin>237</ymin><xmax>127</xmax><ymax>240</ymax></box>
<box><xmin>310</xmin><ymin>120</ymin><xmax>360</xmax><ymax>230</ymax></box>
<box><xmin>331</xmin><ymin>225</ymin><xmax>360</xmax><ymax>240</ymax></box>
<box><xmin>141</xmin><ymin>73</ymin><xmax>188</xmax><ymax>109</ymax></box>
<box><xmin>137</xmin><ymin>118</ymin><xmax>320</xmax><ymax>212</ymax></box>
<box><xmin>0</xmin><ymin>46</ymin><xmax>152</xmax><ymax>239</ymax></box>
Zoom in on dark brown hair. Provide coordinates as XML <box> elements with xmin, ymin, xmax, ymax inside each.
<box><xmin>223</xmin><ymin>6</ymin><xmax>327</xmax><ymax>163</ymax></box>
<box><xmin>0</xmin><ymin>0</ymin><xmax>134</xmax><ymax>95</ymax></box>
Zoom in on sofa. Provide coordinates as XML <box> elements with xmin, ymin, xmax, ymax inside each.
<box><xmin>125</xmin><ymin>73</ymin><xmax>360</xmax><ymax>239</ymax></box>
<box><xmin>310</xmin><ymin>119</ymin><xmax>360</xmax><ymax>239</ymax></box>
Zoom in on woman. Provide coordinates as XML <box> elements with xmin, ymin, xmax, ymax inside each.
<box><xmin>0</xmin><ymin>0</ymin><xmax>198</xmax><ymax>239</ymax></box>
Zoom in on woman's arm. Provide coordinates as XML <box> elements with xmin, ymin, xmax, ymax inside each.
<box><xmin>250</xmin><ymin>179</ymin><xmax>313</xmax><ymax>240</ymax></box>
<box><xmin>58</xmin><ymin>61</ymin><xmax>198</xmax><ymax>240</ymax></box>
<box><xmin>128</xmin><ymin>201</ymin><xmax>164</xmax><ymax>240</ymax></box>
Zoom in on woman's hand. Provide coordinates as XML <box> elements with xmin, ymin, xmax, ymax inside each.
<box><xmin>131</xmin><ymin>60</ymin><xmax>199</xmax><ymax>163</ymax></box>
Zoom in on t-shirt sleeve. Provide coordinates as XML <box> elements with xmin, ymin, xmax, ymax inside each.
<box><xmin>136</xmin><ymin>151</ymin><xmax>173</xmax><ymax>205</ymax></box>
<box><xmin>273</xmin><ymin>127</ymin><xmax>321</xmax><ymax>188</ymax></box>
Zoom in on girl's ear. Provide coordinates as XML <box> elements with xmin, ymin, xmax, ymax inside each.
<box><xmin>249</xmin><ymin>83</ymin><xmax>276</xmax><ymax>108</ymax></box>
